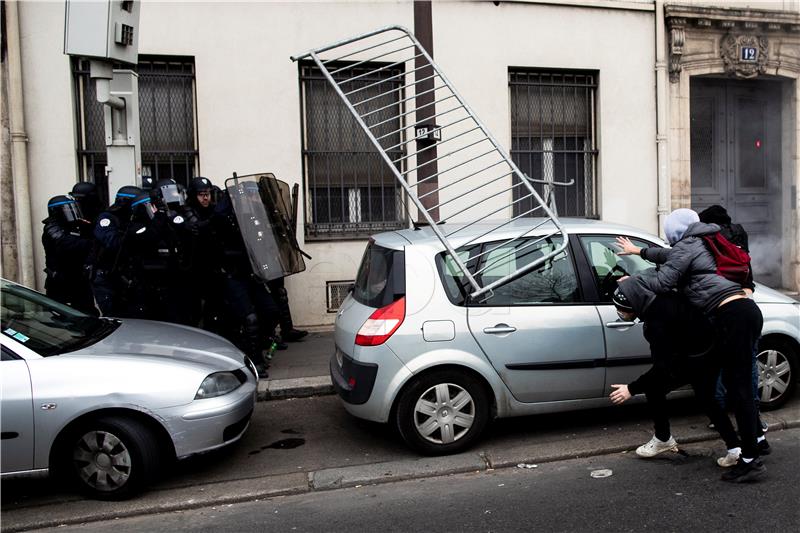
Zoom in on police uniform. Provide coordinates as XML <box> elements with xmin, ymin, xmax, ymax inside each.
<box><xmin>41</xmin><ymin>195</ymin><xmax>96</xmax><ymax>314</ymax></box>
<box><xmin>88</xmin><ymin>186</ymin><xmax>141</xmax><ymax>316</ymax></box>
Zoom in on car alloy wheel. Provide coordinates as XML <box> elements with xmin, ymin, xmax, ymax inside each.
<box><xmin>396</xmin><ymin>370</ymin><xmax>490</xmax><ymax>455</ymax></box>
<box><xmin>757</xmin><ymin>340</ymin><xmax>797</xmax><ymax>410</ymax></box>
<box><xmin>414</xmin><ymin>383</ymin><xmax>475</xmax><ymax>445</ymax></box>
<box><xmin>73</xmin><ymin>430</ymin><xmax>133</xmax><ymax>492</ymax></box>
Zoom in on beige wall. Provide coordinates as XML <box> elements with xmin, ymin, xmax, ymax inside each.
<box><xmin>432</xmin><ymin>1</ymin><xmax>658</xmax><ymax>232</ymax></box>
<box><xmin>19</xmin><ymin>1</ymin><xmax>792</xmax><ymax>327</ymax></box>
<box><xmin>17</xmin><ymin>1</ymin><xmax>78</xmax><ymax>287</ymax></box>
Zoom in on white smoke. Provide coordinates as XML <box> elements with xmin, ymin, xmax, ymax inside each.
<box><xmin>748</xmin><ymin>235</ymin><xmax>785</xmax><ymax>289</ymax></box>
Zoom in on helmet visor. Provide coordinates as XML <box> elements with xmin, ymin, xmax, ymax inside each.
<box><xmin>160</xmin><ymin>183</ymin><xmax>185</xmax><ymax>206</ymax></box>
<box><xmin>132</xmin><ymin>198</ymin><xmax>159</xmax><ymax>221</ymax></box>
<box><xmin>50</xmin><ymin>200</ymin><xmax>84</xmax><ymax>223</ymax></box>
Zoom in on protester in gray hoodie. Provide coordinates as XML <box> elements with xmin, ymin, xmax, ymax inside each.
<box><xmin>616</xmin><ymin>208</ymin><xmax>765</xmax><ymax>483</ymax></box>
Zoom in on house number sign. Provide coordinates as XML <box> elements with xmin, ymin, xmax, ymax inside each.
<box><xmin>740</xmin><ymin>46</ymin><xmax>758</xmax><ymax>62</ymax></box>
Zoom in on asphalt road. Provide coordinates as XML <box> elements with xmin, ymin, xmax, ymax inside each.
<box><xmin>3</xmin><ymin>395</ymin><xmax>799</xmax><ymax>532</ymax></box>
<box><xmin>27</xmin><ymin>428</ymin><xmax>800</xmax><ymax>533</ymax></box>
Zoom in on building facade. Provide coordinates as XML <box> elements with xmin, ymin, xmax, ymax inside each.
<box><xmin>2</xmin><ymin>0</ymin><xmax>798</xmax><ymax>327</ymax></box>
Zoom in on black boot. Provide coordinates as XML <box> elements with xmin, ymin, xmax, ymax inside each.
<box><xmin>283</xmin><ymin>328</ymin><xmax>308</xmax><ymax>342</ymax></box>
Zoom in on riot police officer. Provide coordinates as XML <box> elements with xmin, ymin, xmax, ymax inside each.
<box><xmin>184</xmin><ymin>177</ymin><xmax>220</xmax><ymax>327</ymax></box>
<box><xmin>210</xmin><ymin>190</ymin><xmax>280</xmax><ymax>378</ymax></box>
<box><xmin>89</xmin><ymin>185</ymin><xmax>142</xmax><ymax>316</ymax></box>
<box><xmin>127</xmin><ymin>187</ymin><xmax>194</xmax><ymax>325</ymax></box>
<box><xmin>41</xmin><ymin>195</ymin><xmax>96</xmax><ymax>314</ymax></box>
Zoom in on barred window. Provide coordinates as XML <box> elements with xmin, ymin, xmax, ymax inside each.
<box><xmin>72</xmin><ymin>56</ymin><xmax>199</xmax><ymax>200</ymax></box>
<box><xmin>300</xmin><ymin>63</ymin><xmax>407</xmax><ymax>239</ymax></box>
<box><xmin>509</xmin><ymin>70</ymin><xmax>598</xmax><ymax>218</ymax></box>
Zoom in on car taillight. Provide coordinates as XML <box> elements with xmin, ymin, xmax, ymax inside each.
<box><xmin>355</xmin><ymin>296</ymin><xmax>405</xmax><ymax>346</ymax></box>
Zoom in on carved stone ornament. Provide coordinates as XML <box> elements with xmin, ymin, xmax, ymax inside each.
<box><xmin>720</xmin><ymin>34</ymin><xmax>769</xmax><ymax>78</ymax></box>
<box><xmin>669</xmin><ymin>25</ymin><xmax>686</xmax><ymax>83</ymax></box>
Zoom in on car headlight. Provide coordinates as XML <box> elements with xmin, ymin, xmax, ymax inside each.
<box><xmin>194</xmin><ymin>371</ymin><xmax>246</xmax><ymax>399</ymax></box>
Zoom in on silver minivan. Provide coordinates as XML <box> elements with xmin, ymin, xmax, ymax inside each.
<box><xmin>331</xmin><ymin>219</ymin><xmax>800</xmax><ymax>455</ymax></box>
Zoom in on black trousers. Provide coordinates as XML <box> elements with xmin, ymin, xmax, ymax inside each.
<box><xmin>708</xmin><ymin>298</ymin><xmax>764</xmax><ymax>458</ymax></box>
<box><xmin>642</xmin><ymin>352</ymin><xmax>733</xmax><ymax>445</ymax></box>
<box><xmin>221</xmin><ymin>275</ymin><xmax>279</xmax><ymax>357</ymax></box>
<box><xmin>635</xmin><ymin>295</ymin><xmax>738</xmax><ymax>447</ymax></box>
<box><xmin>266</xmin><ymin>277</ymin><xmax>293</xmax><ymax>333</ymax></box>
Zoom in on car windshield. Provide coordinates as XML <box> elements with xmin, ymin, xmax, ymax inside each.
<box><xmin>0</xmin><ymin>280</ymin><xmax>119</xmax><ymax>356</ymax></box>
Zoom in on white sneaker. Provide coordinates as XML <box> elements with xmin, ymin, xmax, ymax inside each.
<box><xmin>717</xmin><ymin>448</ymin><xmax>741</xmax><ymax>468</ymax></box>
<box><xmin>636</xmin><ymin>435</ymin><xmax>679</xmax><ymax>458</ymax></box>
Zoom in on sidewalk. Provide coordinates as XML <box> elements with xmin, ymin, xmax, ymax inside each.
<box><xmin>258</xmin><ymin>329</ymin><xmax>335</xmax><ymax>400</ymax></box>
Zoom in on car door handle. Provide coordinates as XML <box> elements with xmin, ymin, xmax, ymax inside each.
<box><xmin>605</xmin><ymin>321</ymin><xmax>637</xmax><ymax>329</ymax></box>
<box><xmin>484</xmin><ymin>324</ymin><xmax>517</xmax><ymax>335</ymax></box>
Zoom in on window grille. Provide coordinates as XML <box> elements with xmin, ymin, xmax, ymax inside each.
<box><xmin>509</xmin><ymin>70</ymin><xmax>598</xmax><ymax>218</ymax></box>
<box><xmin>72</xmin><ymin>56</ymin><xmax>199</xmax><ymax>200</ymax></box>
<box><xmin>300</xmin><ymin>62</ymin><xmax>408</xmax><ymax>239</ymax></box>
<box><xmin>327</xmin><ymin>280</ymin><xmax>355</xmax><ymax>312</ymax></box>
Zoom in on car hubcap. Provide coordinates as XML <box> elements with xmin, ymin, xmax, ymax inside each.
<box><xmin>414</xmin><ymin>383</ymin><xmax>475</xmax><ymax>445</ymax></box>
<box><xmin>72</xmin><ymin>430</ymin><xmax>132</xmax><ymax>491</ymax></box>
<box><xmin>757</xmin><ymin>349</ymin><xmax>791</xmax><ymax>404</ymax></box>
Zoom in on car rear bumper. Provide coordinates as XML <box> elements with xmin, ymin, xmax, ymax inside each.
<box><xmin>330</xmin><ymin>343</ymin><xmax>413</xmax><ymax>423</ymax></box>
<box><xmin>330</xmin><ymin>350</ymin><xmax>378</xmax><ymax>405</ymax></box>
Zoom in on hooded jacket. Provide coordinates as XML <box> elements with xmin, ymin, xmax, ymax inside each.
<box><xmin>634</xmin><ymin>222</ymin><xmax>743</xmax><ymax>315</ymax></box>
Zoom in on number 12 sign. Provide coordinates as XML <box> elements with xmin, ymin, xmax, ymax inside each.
<box><xmin>740</xmin><ymin>46</ymin><xmax>758</xmax><ymax>62</ymax></box>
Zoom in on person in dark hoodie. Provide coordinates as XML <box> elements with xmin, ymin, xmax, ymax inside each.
<box><xmin>615</xmin><ymin>208</ymin><xmax>765</xmax><ymax>482</ymax></box>
<box><xmin>608</xmin><ymin>281</ymin><xmax>736</xmax><ymax>460</ymax></box>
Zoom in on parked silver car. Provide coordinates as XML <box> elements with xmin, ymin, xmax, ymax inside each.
<box><xmin>1</xmin><ymin>279</ymin><xmax>257</xmax><ymax>499</ymax></box>
<box><xmin>332</xmin><ymin>219</ymin><xmax>800</xmax><ymax>455</ymax></box>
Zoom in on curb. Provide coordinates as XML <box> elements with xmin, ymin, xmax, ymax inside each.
<box><xmin>257</xmin><ymin>376</ymin><xmax>335</xmax><ymax>401</ymax></box>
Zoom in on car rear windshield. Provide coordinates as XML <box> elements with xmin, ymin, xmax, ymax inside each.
<box><xmin>353</xmin><ymin>243</ymin><xmax>405</xmax><ymax>308</ymax></box>
<box><xmin>1</xmin><ymin>280</ymin><xmax>119</xmax><ymax>357</ymax></box>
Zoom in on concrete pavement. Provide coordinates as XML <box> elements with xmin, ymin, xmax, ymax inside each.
<box><xmin>257</xmin><ymin>329</ymin><xmax>335</xmax><ymax>400</ymax></box>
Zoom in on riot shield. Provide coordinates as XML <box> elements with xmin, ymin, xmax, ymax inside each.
<box><xmin>225</xmin><ymin>173</ymin><xmax>307</xmax><ymax>281</ymax></box>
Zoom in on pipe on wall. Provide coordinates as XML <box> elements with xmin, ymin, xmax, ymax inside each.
<box><xmin>6</xmin><ymin>0</ymin><xmax>35</xmax><ymax>287</ymax></box>
<box><xmin>655</xmin><ymin>0</ymin><xmax>670</xmax><ymax>236</ymax></box>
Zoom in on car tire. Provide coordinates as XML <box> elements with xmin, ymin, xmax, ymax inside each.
<box><xmin>59</xmin><ymin>416</ymin><xmax>161</xmax><ymax>500</ymax></box>
<box><xmin>757</xmin><ymin>338</ymin><xmax>798</xmax><ymax>411</ymax></box>
<box><xmin>395</xmin><ymin>370</ymin><xmax>490</xmax><ymax>456</ymax></box>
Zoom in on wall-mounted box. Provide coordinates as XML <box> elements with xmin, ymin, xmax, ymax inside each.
<box><xmin>64</xmin><ymin>0</ymin><xmax>140</xmax><ymax>65</ymax></box>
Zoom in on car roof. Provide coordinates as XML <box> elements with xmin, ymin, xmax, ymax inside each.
<box><xmin>374</xmin><ymin>218</ymin><xmax>664</xmax><ymax>250</ymax></box>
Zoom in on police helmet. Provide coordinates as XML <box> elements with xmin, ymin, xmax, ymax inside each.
<box><xmin>71</xmin><ymin>181</ymin><xmax>98</xmax><ymax>200</ymax></box>
<box><xmin>188</xmin><ymin>177</ymin><xmax>213</xmax><ymax>195</ymax></box>
<box><xmin>115</xmin><ymin>185</ymin><xmax>143</xmax><ymax>207</ymax></box>
<box><xmin>131</xmin><ymin>193</ymin><xmax>159</xmax><ymax>223</ymax></box>
<box><xmin>155</xmin><ymin>178</ymin><xmax>185</xmax><ymax>207</ymax></box>
<box><xmin>47</xmin><ymin>195</ymin><xmax>84</xmax><ymax>224</ymax></box>
<box><xmin>70</xmin><ymin>182</ymin><xmax>103</xmax><ymax>219</ymax></box>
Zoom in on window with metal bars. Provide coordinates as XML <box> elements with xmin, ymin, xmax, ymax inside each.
<box><xmin>509</xmin><ymin>69</ymin><xmax>598</xmax><ymax>218</ymax></box>
<box><xmin>299</xmin><ymin>62</ymin><xmax>407</xmax><ymax>239</ymax></box>
<box><xmin>72</xmin><ymin>56</ymin><xmax>199</xmax><ymax>200</ymax></box>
